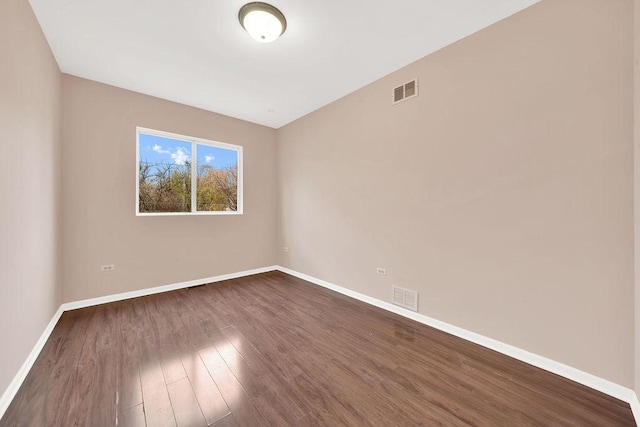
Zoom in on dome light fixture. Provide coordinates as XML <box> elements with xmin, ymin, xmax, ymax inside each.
<box><xmin>238</xmin><ymin>2</ymin><xmax>287</xmax><ymax>43</ymax></box>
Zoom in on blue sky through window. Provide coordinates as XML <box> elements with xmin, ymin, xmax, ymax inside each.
<box><xmin>139</xmin><ymin>133</ymin><xmax>237</xmax><ymax>169</ymax></box>
<box><xmin>197</xmin><ymin>144</ymin><xmax>237</xmax><ymax>169</ymax></box>
<box><xmin>139</xmin><ymin>133</ymin><xmax>191</xmax><ymax>166</ymax></box>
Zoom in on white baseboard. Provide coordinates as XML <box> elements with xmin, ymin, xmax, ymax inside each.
<box><xmin>0</xmin><ymin>305</ymin><xmax>64</xmax><ymax>419</ymax></box>
<box><xmin>631</xmin><ymin>392</ymin><xmax>640</xmax><ymax>425</ymax></box>
<box><xmin>1</xmin><ymin>264</ymin><xmax>638</xmax><ymax>425</ymax></box>
<box><xmin>62</xmin><ymin>265</ymin><xmax>279</xmax><ymax>311</ymax></box>
<box><xmin>276</xmin><ymin>266</ymin><xmax>640</xmax><ymax>425</ymax></box>
<box><xmin>0</xmin><ymin>265</ymin><xmax>278</xmax><ymax>421</ymax></box>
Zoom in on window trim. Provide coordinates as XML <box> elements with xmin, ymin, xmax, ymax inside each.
<box><xmin>136</xmin><ymin>126</ymin><xmax>243</xmax><ymax>216</ymax></box>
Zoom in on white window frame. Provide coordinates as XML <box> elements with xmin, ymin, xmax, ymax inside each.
<box><xmin>136</xmin><ymin>127</ymin><xmax>243</xmax><ymax>216</ymax></box>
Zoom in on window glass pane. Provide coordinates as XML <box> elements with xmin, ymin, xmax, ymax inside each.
<box><xmin>138</xmin><ymin>133</ymin><xmax>192</xmax><ymax>213</ymax></box>
<box><xmin>196</xmin><ymin>144</ymin><xmax>239</xmax><ymax>212</ymax></box>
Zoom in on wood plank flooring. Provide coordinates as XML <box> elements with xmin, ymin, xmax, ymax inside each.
<box><xmin>1</xmin><ymin>271</ymin><xmax>635</xmax><ymax>426</ymax></box>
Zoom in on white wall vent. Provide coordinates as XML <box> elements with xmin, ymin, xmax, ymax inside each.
<box><xmin>392</xmin><ymin>78</ymin><xmax>418</xmax><ymax>105</ymax></box>
<box><xmin>392</xmin><ymin>285</ymin><xmax>419</xmax><ymax>312</ymax></box>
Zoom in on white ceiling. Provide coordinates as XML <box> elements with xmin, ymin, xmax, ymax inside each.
<box><xmin>29</xmin><ymin>0</ymin><xmax>539</xmax><ymax>129</ymax></box>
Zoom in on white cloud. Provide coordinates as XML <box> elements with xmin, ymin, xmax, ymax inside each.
<box><xmin>151</xmin><ymin>144</ymin><xmax>190</xmax><ymax>165</ymax></box>
<box><xmin>171</xmin><ymin>147</ymin><xmax>189</xmax><ymax>165</ymax></box>
<box><xmin>152</xmin><ymin>144</ymin><xmax>170</xmax><ymax>154</ymax></box>
<box><xmin>205</xmin><ymin>155</ymin><xmax>214</xmax><ymax>163</ymax></box>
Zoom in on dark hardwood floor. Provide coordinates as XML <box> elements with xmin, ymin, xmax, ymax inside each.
<box><xmin>1</xmin><ymin>271</ymin><xmax>635</xmax><ymax>426</ymax></box>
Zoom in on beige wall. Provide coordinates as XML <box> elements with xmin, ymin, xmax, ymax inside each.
<box><xmin>0</xmin><ymin>0</ymin><xmax>62</xmax><ymax>395</ymax></box>
<box><xmin>61</xmin><ymin>76</ymin><xmax>278</xmax><ymax>302</ymax></box>
<box><xmin>278</xmin><ymin>0</ymin><xmax>635</xmax><ymax>387</ymax></box>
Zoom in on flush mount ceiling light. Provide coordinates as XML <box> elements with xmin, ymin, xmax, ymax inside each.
<box><xmin>239</xmin><ymin>2</ymin><xmax>287</xmax><ymax>43</ymax></box>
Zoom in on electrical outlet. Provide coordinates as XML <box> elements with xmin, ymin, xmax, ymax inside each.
<box><xmin>283</xmin><ymin>247</ymin><xmax>289</xmax><ymax>253</ymax></box>
<box><xmin>376</xmin><ymin>267</ymin><xmax>387</xmax><ymax>276</ymax></box>
<box><xmin>100</xmin><ymin>264</ymin><xmax>115</xmax><ymax>272</ymax></box>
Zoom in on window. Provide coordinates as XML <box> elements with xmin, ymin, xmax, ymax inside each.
<box><xmin>136</xmin><ymin>127</ymin><xmax>243</xmax><ymax>215</ymax></box>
